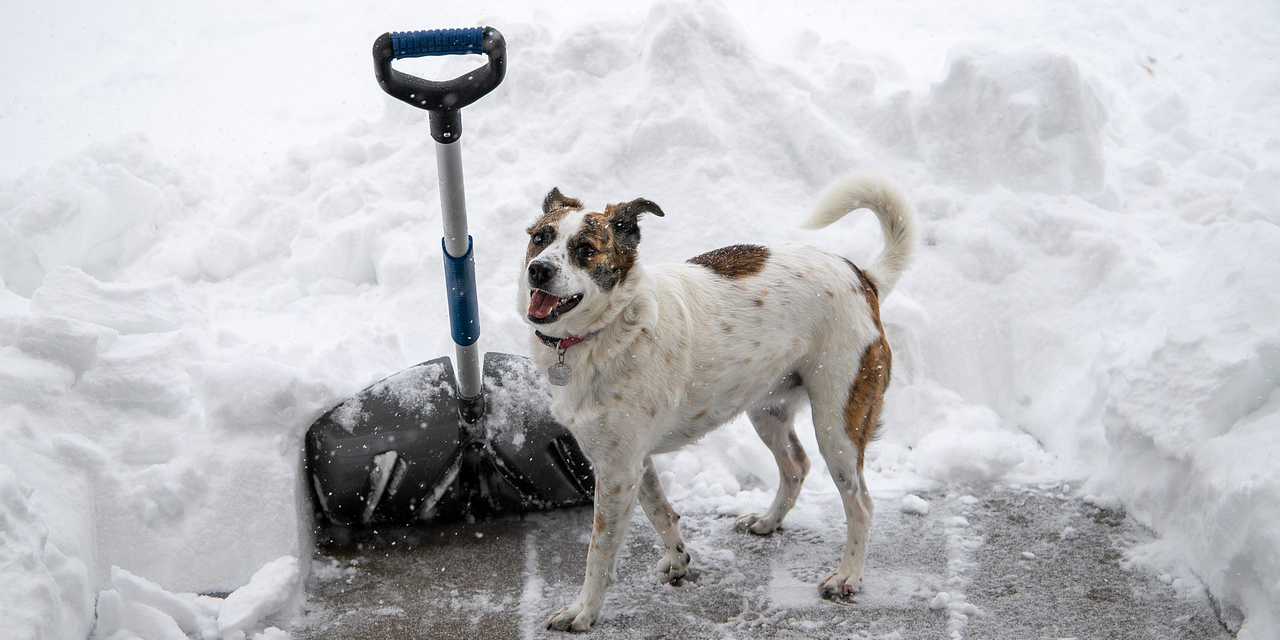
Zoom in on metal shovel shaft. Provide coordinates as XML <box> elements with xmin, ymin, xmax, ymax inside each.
<box><xmin>435</xmin><ymin>137</ymin><xmax>483</xmax><ymax>408</ymax></box>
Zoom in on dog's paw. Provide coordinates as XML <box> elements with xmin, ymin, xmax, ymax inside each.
<box><xmin>546</xmin><ymin>601</ymin><xmax>597</xmax><ymax>633</ymax></box>
<box><xmin>657</xmin><ymin>547</ymin><xmax>692</xmax><ymax>585</ymax></box>
<box><xmin>818</xmin><ymin>572</ymin><xmax>862</xmax><ymax>603</ymax></box>
<box><xmin>735</xmin><ymin>512</ymin><xmax>781</xmax><ymax>536</ymax></box>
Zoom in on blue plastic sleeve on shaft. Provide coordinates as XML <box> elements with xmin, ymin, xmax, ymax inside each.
<box><xmin>391</xmin><ymin>28</ymin><xmax>485</xmax><ymax>58</ymax></box>
<box><xmin>442</xmin><ymin>237</ymin><xmax>480</xmax><ymax>346</ymax></box>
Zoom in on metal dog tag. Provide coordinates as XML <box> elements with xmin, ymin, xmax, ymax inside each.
<box><xmin>547</xmin><ymin>362</ymin><xmax>571</xmax><ymax>386</ymax></box>
<box><xmin>548</xmin><ymin>348</ymin><xmax>571</xmax><ymax>386</ymax></box>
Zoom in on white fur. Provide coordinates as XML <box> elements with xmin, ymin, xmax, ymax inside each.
<box><xmin>520</xmin><ymin>176</ymin><xmax>915</xmax><ymax>632</ymax></box>
<box><xmin>805</xmin><ymin>175</ymin><xmax>916</xmax><ymax>296</ymax></box>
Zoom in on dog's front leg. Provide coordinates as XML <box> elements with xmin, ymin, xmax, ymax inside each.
<box><xmin>546</xmin><ymin>465</ymin><xmax>641</xmax><ymax>633</ymax></box>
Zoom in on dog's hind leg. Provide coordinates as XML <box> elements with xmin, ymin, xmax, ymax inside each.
<box><xmin>638</xmin><ymin>458</ymin><xmax>691</xmax><ymax>584</ymax></box>
<box><xmin>806</xmin><ymin>338</ymin><xmax>889</xmax><ymax>601</ymax></box>
<box><xmin>736</xmin><ymin>389</ymin><xmax>809</xmax><ymax>536</ymax></box>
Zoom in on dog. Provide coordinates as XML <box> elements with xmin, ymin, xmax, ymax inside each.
<box><xmin>517</xmin><ymin>176</ymin><xmax>915</xmax><ymax>632</ymax></box>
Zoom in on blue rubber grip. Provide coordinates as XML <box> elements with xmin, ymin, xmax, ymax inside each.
<box><xmin>391</xmin><ymin>28</ymin><xmax>486</xmax><ymax>59</ymax></box>
<box><xmin>443</xmin><ymin>237</ymin><xmax>480</xmax><ymax>347</ymax></box>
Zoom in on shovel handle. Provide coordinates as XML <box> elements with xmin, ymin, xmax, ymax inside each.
<box><xmin>390</xmin><ymin>28</ymin><xmax>487</xmax><ymax>58</ymax></box>
<box><xmin>373</xmin><ymin>26</ymin><xmax>507</xmax><ymax>142</ymax></box>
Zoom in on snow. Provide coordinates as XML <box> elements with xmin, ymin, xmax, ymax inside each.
<box><xmin>92</xmin><ymin>562</ymin><xmax>298</xmax><ymax>640</ymax></box>
<box><xmin>2</xmin><ymin>0</ymin><xmax>1279</xmax><ymax>638</ymax></box>
<box><xmin>218</xmin><ymin>557</ymin><xmax>302</xmax><ymax>635</ymax></box>
<box><xmin>900</xmin><ymin>494</ymin><xmax>930</xmax><ymax>516</ymax></box>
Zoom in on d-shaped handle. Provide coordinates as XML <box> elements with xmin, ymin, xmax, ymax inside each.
<box><xmin>373</xmin><ymin>27</ymin><xmax>507</xmax><ymax>143</ymax></box>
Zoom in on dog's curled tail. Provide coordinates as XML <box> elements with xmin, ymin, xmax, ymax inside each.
<box><xmin>803</xmin><ymin>176</ymin><xmax>915</xmax><ymax>297</ymax></box>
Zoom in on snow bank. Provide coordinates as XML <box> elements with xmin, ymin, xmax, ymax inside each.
<box><xmin>0</xmin><ymin>465</ymin><xmax>93</xmax><ymax>640</ymax></box>
<box><xmin>93</xmin><ymin>560</ymin><xmax>298</xmax><ymax>640</ymax></box>
<box><xmin>917</xmin><ymin>50</ymin><xmax>1108</xmax><ymax>194</ymax></box>
<box><xmin>218</xmin><ymin>557</ymin><xmax>302</xmax><ymax>635</ymax></box>
<box><xmin>2</xmin><ymin>0</ymin><xmax>1278</xmax><ymax>638</ymax></box>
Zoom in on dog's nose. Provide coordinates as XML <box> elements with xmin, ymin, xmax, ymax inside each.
<box><xmin>528</xmin><ymin>261</ymin><xmax>556</xmax><ymax>289</ymax></box>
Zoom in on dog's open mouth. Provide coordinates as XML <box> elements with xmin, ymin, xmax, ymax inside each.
<box><xmin>527</xmin><ymin>289</ymin><xmax>584</xmax><ymax>324</ymax></box>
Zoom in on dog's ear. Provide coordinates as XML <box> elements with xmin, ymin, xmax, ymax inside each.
<box><xmin>542</xmin><ymin>187</ymin><xmax>582</xmax><ymax>214</ymax></box>
<box><xmin>616</xmin><ymin>198</ymin><xmax>665</xmax><ymax>219</ymax></box>
<box><xmin>607</xmin><ymin>198</ymin><xmax>664</xmax><ymax>251</ymax></box>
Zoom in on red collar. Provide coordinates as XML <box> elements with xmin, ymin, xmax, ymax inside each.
<box><xmin>536</xmin><ymin>330</ymin><xmax>594</xmax><ymax>351</ymax></box>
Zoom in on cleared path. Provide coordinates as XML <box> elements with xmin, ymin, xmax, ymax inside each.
<box><xmin>295</xmin><ymin>487</ymin><xmax>1231</xmax><ymax>639</ymax></box>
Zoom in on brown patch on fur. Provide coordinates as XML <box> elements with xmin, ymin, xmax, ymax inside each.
<box><xmin>843</xmin><ymin>271</ymin><xmax>891</xmax><ymax>471</ymax></box>
<box><xmin>525</xmin><ymin>213</ymin><xmax>568</xmax><ymax>263</ymax></box>
<box><xmin>542</xmin><ymin>187</ymin><xmax>582</xmax><ymax>215</ymax></box>
<box><xmin>688</xmin><ymin>245</ymin><xmax>770</xmax><ymax>279</ymax></box>
<box><xmin>842</xmin><ymin>257</ymin><xmax>879</xmax><ymax>298</ymax></box>
<box><xmin>692</xmin><ymin>409</ymin><xmax>707</xmax><ymax>420</ymax></box>
<box><xmin>525</xmin><ymin>190</ymin><xmax>582</xmax><ymax>263</ymax></box>
<box><xmin>593</xmin><ymin>509</ymin><xmax>606</xmax><ymax>534</ymax></box>
<box><xmin>584</xmin><ymin>211</ymin><xmax>629</xmax><ymax>262</ymax></box>
<box><xmin>556</xmin><ymin>197</ymin><xmax>663</xmax><ymax>290</ymax></box>
<box><xmin>564</xmin><ymin>209</ymin><xmax>640</xmax><ymax>289</ymax></box>
<box><xmin>753</xmin><ymin>298</ymin><xmax>764</xmax><ymax>307</ymax></box>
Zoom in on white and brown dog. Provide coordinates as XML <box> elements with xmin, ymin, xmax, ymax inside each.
<box><xmin>518</xmin><ymin>176</ymin><xmax>915</xmax><ymax>632</ymax></box>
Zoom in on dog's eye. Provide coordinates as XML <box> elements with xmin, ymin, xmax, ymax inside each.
<box><xmin>531</xmin><ymin>229</ymin><xmax>553</xmax><ymax>246</ymax></box>
<box><xmin>575</xmin><ymin>245</ymin><xmax>597</xmax><ymax>262</ymax></box>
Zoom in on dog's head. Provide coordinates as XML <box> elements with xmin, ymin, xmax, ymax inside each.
<box><xmin>519</xmin><ymin>187</ymin><xmax>664</xmax><ymax>332</ymax></box>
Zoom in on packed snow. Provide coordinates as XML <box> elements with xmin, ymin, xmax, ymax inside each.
<box><xmin>2</xmin><ymin>1</ymin><xmax>1277</xmax><ymax>639</ymax></box>
<box><xmin>900</xmin><ymin>494</ymin><xmax>930</xmax><ymax>516</ymax></box>
<box><xmin>92</xmin><ymin>559</ymin><xmax>298</xmax><ymax>640</ymax></box>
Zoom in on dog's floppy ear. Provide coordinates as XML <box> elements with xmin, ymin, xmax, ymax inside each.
<box><xmin>542</xmin><ymin>187</ymin><xmax>582</xmax><ymax>214</ymax></box>
<box><xmin>607</xmin><ymin>198</ymin><xmax>665</xmax><ymax>250</ymax></box>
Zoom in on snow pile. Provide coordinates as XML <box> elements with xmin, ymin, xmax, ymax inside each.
<box><xmin>94</xmin><ymin>559</ymin><xmax>298</xmax><ymax>640</ymax></box>
<box><xmin>217</xmin><ymin>557</ymin><xmax>302</xmax><ymax>636</ymax></box>
<box><xmin>0</xmin><ymin>466</ymin><xmax>93</xmax><ymax>640</ymax></box>
<box><xmin>916</xmin><ymin>50</ymin><xmax>1108</xmax><ymax>194</ymax></box>
<box><xmin>2</xmin><ymin>0</ymin><xmax>1278</xmax><ymax>638</ymax></box>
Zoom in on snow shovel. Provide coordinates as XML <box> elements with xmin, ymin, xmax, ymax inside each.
<box><xmin>305</xmin><ymin>27</ymin><xmax>594</xmax><ymax>543</ymax></box>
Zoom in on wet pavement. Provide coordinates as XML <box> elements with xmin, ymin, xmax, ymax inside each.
<box><xmin>294</xmin><ymin>487</ymin><xmax>1231</xmax><ymax>639</ymax></box>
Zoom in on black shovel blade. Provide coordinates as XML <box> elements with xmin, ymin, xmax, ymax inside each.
<box><xmin>305</xmin><ymin>352</ymin><xmax>594</xmax><ymax>532</ymax></box>
<box><xmin>305</xmin><ymin>357</ymin><xmax>464</xmax><ymax>527</ymax></box>
<box><xmin>478</xmin><ymin>352</ymin><xmax>594</xmax><ymax>511</ymax></box>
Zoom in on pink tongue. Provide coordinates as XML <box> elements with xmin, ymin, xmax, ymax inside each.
<box><xmin>528</xmin><ymin>290</ymin><xmax>562</xmax><ymax>319</ymax></box>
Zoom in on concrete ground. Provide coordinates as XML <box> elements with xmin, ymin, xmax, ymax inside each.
<box><xmin>293</xmin><ymin>487</ymin><xmax>1231</xmax><ymax>639</ymax></box>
